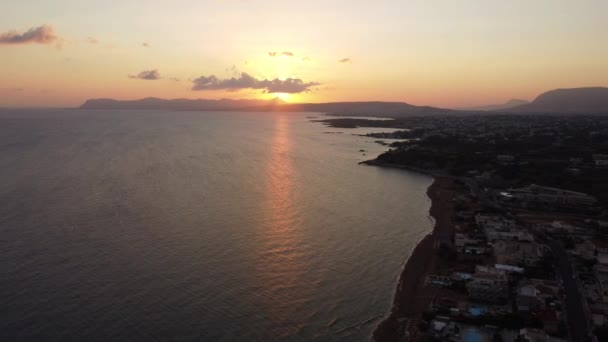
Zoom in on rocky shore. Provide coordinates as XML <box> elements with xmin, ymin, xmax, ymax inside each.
<box><xmin>359</xmin><ymin>159</ymin><xmax>445</xmax><ymax>177</ymax></box>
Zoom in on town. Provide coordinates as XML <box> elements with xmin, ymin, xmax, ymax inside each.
<box><xmin>323</xmin><ymin>114</ymin><xmax>608</xmax><ymax>342</ymax></box>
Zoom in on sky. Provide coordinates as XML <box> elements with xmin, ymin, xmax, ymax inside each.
<box><xmin>1</xmin><ymin>0</ymin><xmax>607</xmax><ymax>108</ymax></box>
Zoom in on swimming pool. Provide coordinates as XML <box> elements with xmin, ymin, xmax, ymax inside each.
<box><xmin>469</xmin><ymin>306</ymin><xmax>488</xmax><ymax>317</ymax></box>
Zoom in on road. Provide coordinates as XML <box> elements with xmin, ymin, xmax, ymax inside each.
<box><xmin>549</xmin><ymin>240</ymin><xmax>592</xmax><ymax>342</ymax></box>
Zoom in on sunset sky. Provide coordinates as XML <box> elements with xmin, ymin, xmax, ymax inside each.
<box><xmin>1</xmin><ymin>0</ymin><xmax>607</xmax><ymax>108</ymax></box>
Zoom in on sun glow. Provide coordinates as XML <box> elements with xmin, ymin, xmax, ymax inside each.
<box><xmin>274</xmin><ymin>93</ymin><xmax>290</xmax><ymax>102</ymax></box>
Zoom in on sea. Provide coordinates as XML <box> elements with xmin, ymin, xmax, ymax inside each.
<box><xmin>0</xmin><ymin>109</ymin><xmax>432</xmax><ymax>341</ymax></box>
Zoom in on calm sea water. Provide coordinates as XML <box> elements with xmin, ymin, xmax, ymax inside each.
<box><xmin>0</xmin><ymin>109</ymin><xmax>432</xmax><ymax>341</ymax></box>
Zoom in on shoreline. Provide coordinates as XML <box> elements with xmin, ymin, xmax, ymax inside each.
<box><xmin>358</xmin><ymin>159</ymin><xmax>446</xmax><ymax>178</ymax></box>
<box><xmin>366</xmin><ymin>162</ymin><xmax>456</xmax><ymax>342</ymax></box>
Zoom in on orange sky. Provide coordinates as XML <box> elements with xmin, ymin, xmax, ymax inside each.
<box><xmin>1</xmin><ymin>0</ymin><xmax>607</xmax><ymax>108</ymax></box>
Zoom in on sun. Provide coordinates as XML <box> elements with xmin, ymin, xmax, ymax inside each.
<box><xmin>274</xmin><ymin>92</ymin><xmax>290</xmax><ymax>102</ymax></box>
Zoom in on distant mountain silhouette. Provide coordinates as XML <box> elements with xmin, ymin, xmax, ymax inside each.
<box><xmin>80</xmin><ymin>87</ymin><xmax>608</xmax><ymax>116</ymax></box>
<box><xmin>80</xmin><ymin>97</ymin><xmax>285</xmax><ymax>111</ymax></box>
<box><xmin>505</xmin><ymin>87</ymin><xmax>608</xmax><ymax>114</ymax></box>
<box><xmin>462</xmin><ymin>99</ymin><xmax>529</xmax><ymax>111</ymax></box>
<box><xmin>80</xmin><ymin>98</ymin><xmax>453</xmax><ymax>117</ymax></box>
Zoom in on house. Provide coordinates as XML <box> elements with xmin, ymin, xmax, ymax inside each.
<box><xmin>518</xmin><ymin>328</ymin><xmax>566</xmax><ymax>342</ymax></box>
<box><xmin>427</xmin><ymin>275</ymin><xmax>453</xmax><ymax>288</ymax></box>
<box><xmin>428</xmin><ymin>316</ymin><xmax>460</xmax><ymax>340</ymax></box>
<box><xmin>574</xmin><ymin>240</ymin><xmax>596</xmax><ymax>261</ymax></box>
<box><xmin>455</xmin><ymin>233</ymin><xmax>483</xmax><ymax>248</ymax></box>
<box><xmin>486</xmin><ymin>230</ymin><xmax>535</xmax><ymax>243</ymax></box>
<box><xmin>466</xmin><ymin>273</ymin><xmax>509</xmax><ymax>303</ymax></box>
<box><xmin>493</xmin><ymin>240</ymin><xmax>544</xmax><ymax>267</ymax></box>
<box><xmin>517</xmin><ymin>283</ymin><xmax>545</xmax><ymax>312</ymax></box>
<box><xmin>537</xmin><ymin>309</ymin><xmax>561</xmax><ymax>335</ymax></box>
<box><xmin>476</xmin><ymin>214</ymin><xmax>516</xmax><ymax>231</ymax></box>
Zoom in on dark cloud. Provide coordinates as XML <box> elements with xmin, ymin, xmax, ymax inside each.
<box><xmin>192</xmin><ymin>72</ymin><xmax>319</xmax><ymax>94</ymax></box>
<box><xmin>262</xmin><ymin>78</ymin><xmax>319</xmax><ymax>93</ymax></box>
<box><xmin>5</xmin><ymin>87</ymin><xmax>24</xmax><ymax>92</ymax></box>
<box><xmin>142</xmin><ymin>42</ymin><xmax>150</xmax><ymax>47</ymax></box>
<box><xmin>338</xmin><ymin>58</ymin><xmax>352</xmax><ymax>63</ymax></box>
<box><xmin>268</xmin><ymin>51</ymin><xmax>294</xmax><ymax>57</ymax></box>
<box><xmin>0</xmin><ymin>25</ymin><xmax>58</xmax><ymax>45</ymax></box>
<box><xmin>129</xmin><ymin>69</ymin><xmax>161</xmax><ymax>80</ymax></box>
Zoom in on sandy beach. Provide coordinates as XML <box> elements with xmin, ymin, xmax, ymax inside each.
<box><xmin>373</xmin><ymin>176</ymin><xmax>457</xmax><ymax>341</ymax></box>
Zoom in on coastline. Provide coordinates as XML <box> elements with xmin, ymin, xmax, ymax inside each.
<box><xmin>358</xmin><ymin>159</ymin><xmax>445</xmax><ymax>178</ymax></box>
<box><xmin>368</xmin><ymin>162</ymin><xmax>456</xmax><ymax>342</ymax></box>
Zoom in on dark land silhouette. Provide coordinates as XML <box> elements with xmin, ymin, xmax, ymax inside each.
<box><xmin>80</xmin><ymin>98</ymin><xmax>452</xmax><ymax>117</ymax></box>
<box><xmin>461</xmin><ymin>99</ymin><xmax>529</xmax><ymax>111</ymax></box>
<box><xmin>504</xmin><ymin>87</ymin><xmax>608</xmax><ymax>114</ymax></box>
<box><xmin>80</xmin><ymin>87</ymin><xmax>608</xmax><ymax>116</ymax></box>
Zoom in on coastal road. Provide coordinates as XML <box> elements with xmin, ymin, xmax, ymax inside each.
<box><xmin>549</xmin><ymin>240</ymin><xmax>592</xmax><ymax>342</ymax></box>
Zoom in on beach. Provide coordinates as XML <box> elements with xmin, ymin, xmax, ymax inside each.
<box><xmin>373</xmin><ymin>176</ymin><xmax>457</xmax><ymax>341</ymax></box>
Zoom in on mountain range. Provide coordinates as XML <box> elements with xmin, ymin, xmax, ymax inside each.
<box><xmin>504</xmin><ymin>87</ymin><xmax>608</xmax><ymax>114</ymax></box>
<box><xmin>461</xmin><ymin>99</ymin><xmax>529</xmax><ymax>111</ymax></box>
<box><xmin>80</xmin><ymin>98</ymin><xmax>452</xmax><ymax>117</ymax></box>
<box><xmin>80</xmin><ymin>87</ymin><xmax>608</xmax><ymax>116</ymax></box>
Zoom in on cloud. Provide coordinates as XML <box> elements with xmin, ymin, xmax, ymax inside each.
<box><xmin>302</xmin><ymin>57</ymin><xmax>312</xmax><ymax>62</ymax></box>
<box><xmin>142</xmin><ymin>42</ymin><xmax>150</xmax><ymax>47</ymax></box>
<box><xmin>192</xmin><ymin>72</ymin><xmax>319</xmax><ymax>94</ymax></box>
<box><xmin>86</xmin><ymin>37</ymin><xmax>98</xmax><ymax>44</ymax></box>
<box><xmin>0</xmin><ymin>25</ymin><xmax>59</xmax><ymax>45</ymax></box>
<box><xmin>4</xmin><ymin>87</ymin><xmax>24</xmax><ymax>92</ymax></box>
<box><xmin>129</xmin><ymin>69</ymin><xmax>161</xmax><ymax>80</ymax></box>
<box><xmin>268</xmin><ymin>51</ymin><xmax>294</xmax><ymax>57</ymax></box>
<box><xmin>338</xmin><ymin>58</ymin><xmax>352</xmax><ymax>63</ymax></box>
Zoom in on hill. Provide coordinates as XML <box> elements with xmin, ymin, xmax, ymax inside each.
<box><xmin>505</xmin><ymin>87</ymin><xmax>608</xmax><ymax>114</ymax></box>
<box><xmin>80</xmin><ymin>87</ymin><xmax>608</xmax><ymax>116</ymax></box>
<box><xmin>79</xmin><ymin>98</ymin><xmax>453</xmax><ymax>117</ymax></box>
<box><xmin>462</xmin><ymin>99</ymin><xmax>529</xmax><ymax>111</ymax></box>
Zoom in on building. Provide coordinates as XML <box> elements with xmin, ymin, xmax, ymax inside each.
<box><xmin>428</xmin><ymin>316</ymin><xmax>458</xmax><ymax>340</ymax></box>
<box><xmin>595</xmin><ymin>262</ymin><xmax>608</xmax><ymax>302</ymax></box>
<box><xmin>518</xmin><ymin>328</ymin><xmax>566</xmax><ymax>342</ymax></box>
<box><xmin>476</xmin><ymin>214</ymin><xmax>516</xmax><ymax>231</ymax></box>
<box><xmin>574</xmin><ymin>240</ymin><xmax>596</xmax><ymax>261</ymax></box>
<box><xmin>455</xmin><ymin>233</ymin><xmax>483</xmax><ymax>248</ymax></box>
<box><xmin>486</xmin><ymin>230</ymin><xmax>535</xmax><ymax>243</ymax></box>
<box><xmin>537</xmin><ymin>309</ymin><xmax>561</xmax><ymax>335</ymax></box>
<box><xmin>593</xmin><ymin>154</ymin><xmax>608</xmax><ymax>167</ymax></box>
<box><xmin>497</xmin><ymin>154</ymin><xmax>515</xmax><ymax>165</ymax></box>
<box><xmin>517</xmin><ymin>283</ymin><xmax>545</xmax><ymax>312</ymax></box>
<box><xmin>466</xmin><ymin>273</ymin><xmax>509</xmax><ymax>303</ymax></box>
<box><xmin>495</xmin><ymin>264</ymin><xmax>525</xmax><ymax>274</ymax></box>
<box><xmin>427</xmin><ymin>275</ymin><xmax>453</xmax><ymax>287</ymax></box>
<box><xmin>493</xmin><ymin>240</ymin><xmax>545</xmax><ymax>267</ymax></box>
<box><xmin>501</xmin><ymin>184</ymin><xmax>597</xmax><ymax>208</ymax></box>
